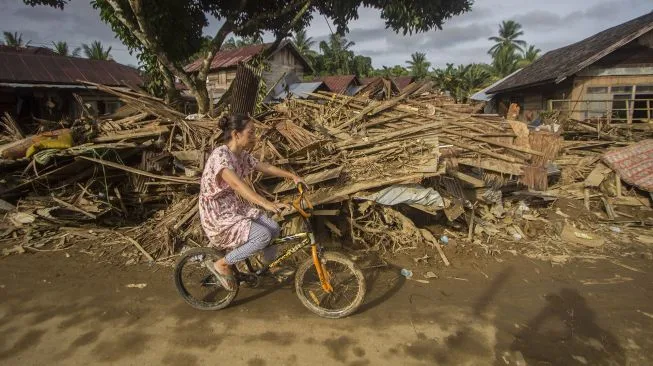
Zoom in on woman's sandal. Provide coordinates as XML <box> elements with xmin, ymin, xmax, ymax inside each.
<box><xmin>204</xmin><ymin>260</ymin><xmax>237</xmax><ymax>292</ymax></box>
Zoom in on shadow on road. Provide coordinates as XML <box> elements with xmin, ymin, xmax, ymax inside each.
<box><xmin>507</xmin><ymin>288</ymin><xmax>625</xmax><ymax>365</ymax></box>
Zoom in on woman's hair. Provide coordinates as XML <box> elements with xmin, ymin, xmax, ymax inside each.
<box><xmin>218</xmin><ymin>113</ymin><xmax>250</xmax><ymax>142</ymax></box>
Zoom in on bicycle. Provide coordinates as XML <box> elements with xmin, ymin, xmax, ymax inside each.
<box><xmin>173</xmin><ymin>183</ymin><xmax>366</xmax><ymax>319</ymax></box>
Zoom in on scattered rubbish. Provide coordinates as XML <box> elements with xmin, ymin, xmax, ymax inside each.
<box><xmin>447</xmin><ymin>277</ymin><xmax>469</xmax><ymax>282</ymax></box>
<box><xmin>400</xmin><ymin>268</ymin><xmax>413</xmax><ymax>279</ymax></box>
<box><xmin>555</xmin><ymin>209</ymin><xmax>570</xmax><ymax>218</ymax></box>
<box><xmin>609</xmin><ymin>226</ymin><xmax>622</xmax><ymax>233</ymax></box>
<box><xmin>415</xmin><ymin>280</ymin><xmax>430</xmax><ymax>284</ymax></box>
<box><xmin>635</xmin><ymin>235</ymin><xmax>653</xmax><ymax>245</ymax></box>
<box><xmin>424</xmin><ymin>271</ymin><xmax>438</xmax><ymax>279</ymax></box>
<box><xmin>413</xmin><ymin>254</ymin><xmax>430</xmax><ymax>263</ymax></box>
<box><xmin>561</xmin><ymin>224</ymin><xmax>605</xmax><ymax>248</ymax></box>
<box><xmin>580</xmin><ymin>275</ymin><xmax>633</xmax><ymax>285</ymax></box>
<box><xmin>125</xmin><ymin>283</ymin><xmax>147</xmax><ymax>289</ymax></box>
<box><xmin>637</xmin><ymin>310</ymin><xmax>653</xmax><ymax>320</ymax></box>
<box><xmin>440</xmin><ymin>235</ymin><xmax>449</xmax><ymax>245</ymax></box>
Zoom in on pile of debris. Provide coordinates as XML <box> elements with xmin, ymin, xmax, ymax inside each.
<box><xmin>1</xmin><ymin>82</ymin><xmax>652</xmax><ymax>266</ymax></box>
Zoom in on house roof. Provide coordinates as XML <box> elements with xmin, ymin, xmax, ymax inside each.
<box><xmin>0</xmin><ymin>51</ymin><xmax>142</xmax><ymax>87</ymax></box>
<box><xmin>316</xmin><ymin>75</ymin><xmax>360</xmax><ymax>94</ymax></box>
<box><xmin>184</xmin><ymin>40</ymin><xmax>312</xmax><ymax>73</ymax></box>
<box><xmin>392</xmin><ymin>76</ymin><xmax>415</xmax><ymax>90</ymax></box>
<box><xmin>470</xmin><ymin>69</ymin><xmax>522</xmax><ymax>101</ymax></box>
<box><xmin>488</xmin><ymin>11</ymin><xmax>653</xmax><ymax>94</ymax></box>
<box><xmin>0</xmin><ymin>45</ymin><xmax>57</xmax><ymax>55</ymax></box>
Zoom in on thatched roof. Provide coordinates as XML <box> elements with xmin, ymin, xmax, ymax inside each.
<box><xmin>488</xmin><ymin>12</ymin><xmax>653</xmax><ymax>94</ymax></box>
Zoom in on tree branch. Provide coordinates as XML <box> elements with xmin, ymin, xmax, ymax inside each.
<box><xmin>105</xmin><ymin>0</ymin><xmax>196</xmax><ymax>92</ymax></box>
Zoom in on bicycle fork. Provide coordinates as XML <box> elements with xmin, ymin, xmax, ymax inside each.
<box><xmin>311</xmin><ymin>234</ymin><xmax>333</xmax><ymax>293</ymax></box>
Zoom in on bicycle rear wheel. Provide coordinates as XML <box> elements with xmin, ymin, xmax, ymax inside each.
<box><xmin>174</xmin><ymin>247</ymin><xmax>238</xmax><ymax>311</ymax></box>
<box><xmin>295</xmin><ymin>252</ymin><xmax>366</xmax><ymax>319</ymax></box>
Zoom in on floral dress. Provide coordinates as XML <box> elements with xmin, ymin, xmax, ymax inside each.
<box><xmin>199</xmin><ymin>145</ymin><xmax>261</xmax><ymax>249</ymax></box>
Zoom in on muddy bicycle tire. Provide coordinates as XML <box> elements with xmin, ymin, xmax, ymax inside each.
<box><xmin>294</xmin><ymin>252</ymin><xmax>366</xmax><ymax>319</ymax></box>
<box><xmin>174</xmin><ymin>247</ymin><xmax>238</xmax><ymax>311</ymax></box>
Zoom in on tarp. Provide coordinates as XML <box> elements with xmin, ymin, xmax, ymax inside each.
<box><xmin>357</xmin><ymin>184</ymin><xmax>444</xmax><ymax>208</ymax></box>
<box><xmin>602</xmin><ymin>139</ymin><xmax>653</xmax><ymax>192</ymax></box>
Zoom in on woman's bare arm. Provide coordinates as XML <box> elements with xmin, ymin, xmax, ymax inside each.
<box><xmin>255</xmin><ymin>162</ymin><xmax>301</xmax><ymax>182</ymax></box>
<box><xmin>219</xmin><ymin>168</ymin><xmax>280</xmax><ymax>212</ymax></box>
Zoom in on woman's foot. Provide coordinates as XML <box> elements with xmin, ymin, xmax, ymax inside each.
<box><xmin>204</xmin><ymin>258</ymin><xmax>237</xmax><ymax>291</ymax></box>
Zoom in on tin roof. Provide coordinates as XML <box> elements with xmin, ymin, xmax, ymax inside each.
<box><xmin>184</xmin><ymin>40</ymin><xmax>312</xmax><ymax>73</ymax></box>
<box><xmin>316</xmin><ymin>75</ymin><xmax>360</xmax><ymax>94</ymax></box>
<box><xmin>0</xmin><ymin>51</ymin><xmax>142</xmax><ymax>87</ymax></box>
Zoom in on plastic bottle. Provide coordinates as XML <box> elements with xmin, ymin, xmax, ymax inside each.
<box><xmin>400</xmin><ymin>268</ymin><xmax>413</xmax><ymax>279</ymax></box>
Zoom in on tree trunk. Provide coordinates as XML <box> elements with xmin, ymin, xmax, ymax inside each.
<box><xmin>194</xmin><ymin>85</ymin><xmax>211</xmax><ymax>115</ymax></box>
<box><xmin>160</xmin><ymin>64</ymin><xmax>180</xmax><ymax>105</ymax></box>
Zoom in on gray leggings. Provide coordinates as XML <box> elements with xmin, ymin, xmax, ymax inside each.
<box><xmin>224</xmin><ymin>215</ymin><xmax>280</xmax><ymax>265</ymax></box>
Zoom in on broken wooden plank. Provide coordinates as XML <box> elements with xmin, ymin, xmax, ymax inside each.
<box><xmin>94</xmin><ymin>125</ymin><xmax>169</xmax><ymax>143</ymax></box>
<box><xmin>51</xmin><ymin>196</ymin><xmax>97</xmax><ymax>220</ymax></box>
<box><xmin>584</xmin><ymin>162</ymin><xmax>612</xmax><ymax>187</ymax></box>
<box><xmin>448</xmin><ymin>171</ymin><xmax>486</xmax><ymax>188</ymax></box>
<box><xmin>272</xmin><ymin>166</ymin><xmax>343</xmax><ymax>194</ymax></box>
<box><xmin>446</xmin><ymin>129</ymin><xmax>545</xmax><ymax>157</ymax></box>
<box><xmin>78</xmin><ymin>156</ymin><xmax>198</xmax><ymax>184</ymax></box>
<box><xmin>459</xmin><ymin>158</ymin><xmax>523</xmax><ymax>176</ymax></box>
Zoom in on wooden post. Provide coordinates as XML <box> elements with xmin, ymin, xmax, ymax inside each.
<box><xmin>547</xmin><ymin>99</ymin><xmax>553</xmax><ymax>111</ymax></box>
<box><xmin>584</xmin><ymin>188</ymin><xmax>591</xmax><ymax>211</ymax></box>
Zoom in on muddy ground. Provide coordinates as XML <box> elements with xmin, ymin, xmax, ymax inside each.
<box><xmin>1</xmin><ymin>245</ymin><xmax>652</xmax><ymax>366</ymax></box>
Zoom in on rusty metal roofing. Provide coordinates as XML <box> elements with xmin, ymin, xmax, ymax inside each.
<box><xmin>185</xmin><ymin>43</ymin><xmax>268</xmax><ymax>73</ymax></box>
<box><xmin>185</xmin><ymin>40</ymin><xmax>312</xmax><ymax>73</ymax></box>
<box><xmin>0</xmin><ymin>45</ymin><xmax>57</xmax><ymax>55</ymax></box>
<box><xmin>0</xmin><ymin>51</ymin><xmax>142</xmax><ymax>87</ymax></box>
<box><xmin>391</xmin><ymin>76</ymin><xmax>415</xmax><ymax>90</ymax></box>
<box><xmin>316</xmin><ymin>75</ymin><xmax>360</xmax><ymax>94</ymax></box>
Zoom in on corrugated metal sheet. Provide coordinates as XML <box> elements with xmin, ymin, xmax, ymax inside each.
<box><xmin>392</xmin><ymin>76</ymin><xmax>415</xmax><ymax>90</ymax></box>
<box><xmin>316</xmin><ymin>75</ymin><xmax>360</xmax><ymax>94</ymax></box>
<box><xmin>185</xmin><ymin>43</ymin><xmax>268</xmax><ymax>73</ymax></box>
<box><xmin>0</xmin><ymin>52</ymin><xmax>142</xmax><ymax>86</ymax></box>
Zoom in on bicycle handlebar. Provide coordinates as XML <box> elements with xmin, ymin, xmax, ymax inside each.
<box><xmin>293</xmin><ymin>182</ymin><xmax>313</xmax><ymax>218</ymax></box>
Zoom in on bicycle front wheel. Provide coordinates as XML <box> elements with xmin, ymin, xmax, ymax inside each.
<box><xmin>174</xmin><ymin>247</ymin><xmax>238</xmax><ymax>311</ymax></box>
<box><xmin>295</xmin><ymin>252</ymin><xmax>366</xmax><ymax>319</ymax></box>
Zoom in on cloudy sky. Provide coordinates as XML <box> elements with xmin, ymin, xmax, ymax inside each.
<box><xmin>1</xmin><ymin>0</ymin><xmax>651</xmax><ymax>69</ymax></box>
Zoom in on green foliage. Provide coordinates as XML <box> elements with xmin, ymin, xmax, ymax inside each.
<box><xmin>488</xmin><ymin>20</ymin><xmax>527</xmax><ymax>56</ymax></box>
<box><xmin>223</xmin><ymin>35</ymin><xmax>264</xmax><ymax>50</ymax></box>
<box><xmin>406</xmin><ymin>52</ymin><xmax>431</xmax><ymax>79</ymax></box>
<box><xmin>517</xmin><ymin>44</ymin><xmax>541</xmax><ymax>67</ymax></box>
<box><xmin>82</xmin><ymin>40</ymin><xmax>112</xmax><ymax>60</ymax></box>
<box><xmin>371</xmin><ymin>65</ymin><xmax>409</xmax><ymax>78</ymax></box>
<box><xmin>24</xmin><ymin>0</ymin><xmax>473</xmax><ymax>111</ymax></box>
<box><xmin>432</xmin><ymin>63</ymin><xmax>491</xmax><ymax>103</ymax></box>
<box><xmin>2</xmin><ymin>32</ymin><xmax>31</xmax><ymax>47</ymax></box>
<box><xmin>51</xmin><ymin>41</ymin><xmax>81</xmax><ymax>57</ymax></box>
<box><xmin>491</xmin><ymin>45</ymin><xmax>519</xmax><ymax>78</ymax></box>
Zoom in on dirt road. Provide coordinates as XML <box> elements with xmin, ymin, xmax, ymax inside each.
<box><xmin>1</xmin><ymin>250</ymin><xmax>652</xmax><ymax>365</ymax></box>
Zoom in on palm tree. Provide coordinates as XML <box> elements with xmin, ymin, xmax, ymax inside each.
<box><xmin>518</xmin><ymin>44</ymin><xmax>541</xmax><ymax>67</ymax></box>
<box><xmin>319</xmin><ymin>34</ymin><xmax>355</xmax><ymax>75</ymax></box>
<box><xmin>292</xmin><ymin>30</ymin><xmax>316</xmax><ymax>56</ymax></box>
<box><xmin>488</xmin><ymin>20</ymin><xmax>527</xmax><ymax>56</ymax></box>
<box><xmin>491</xmin><ymin>45</ymin><xmax>519</xmax><ymax>78</ymax></box>
<box><xmin>51</xmin><ymin>41</ymin><xmax>81</xmax><ymax>57</ymax></box>
<box><xmin>82</xmin><ymin>41</ymin><xmax>112</xmax><ymax>60</ymax></box>
<box><xmin>222</xmin><ymin>35</ymin><xmax>263</xmax><ymax>50</ymax></box>
<box><xmin>406</xmin><ymin>52</ymin><xmax>431</xmax><ymax>80</ymax></box>
<box><xmin>2</xmin><ymin>32</ymin><xmax>31</xmax><ymax>47</ymax></box>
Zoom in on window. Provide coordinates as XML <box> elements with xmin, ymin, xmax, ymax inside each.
<box><xmin>587</xmin><ymin>86</ymin><xmax>608</xmax><ymax>94</ymax></box>
<box><xmin>636</xmin><ymin>85</ymin><xmax>653</xmax><ymax>93</ymax></box>
<box><xmin>611</xmin><ymin>86</ymin><xmax>633</xmax><ymax>94</ymax></box>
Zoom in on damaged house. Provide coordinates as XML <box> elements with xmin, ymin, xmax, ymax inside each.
<box><xmin>0</xmin><ymin>46</ymin><xmax>142</xmax><ymax>128</ymax></box>
<box><xmin>184</xmin><ymin>40</ymin><xmax>313</xmax><ymax>101</ymax></box>
<box><xmin>487</xmin><ymin>11</ymin><xmax>653</xmax><ymax>123</ymax></box>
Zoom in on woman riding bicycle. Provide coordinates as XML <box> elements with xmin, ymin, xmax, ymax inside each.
<box><xmin>199</xmin><ymin>113</ymin><xmax>303</xmax><ymax>292</ymax></box>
